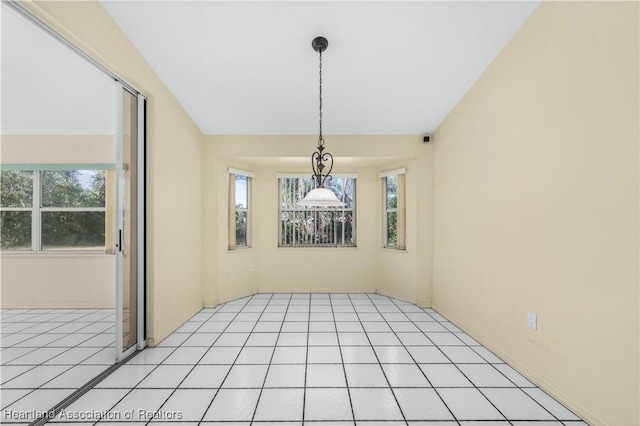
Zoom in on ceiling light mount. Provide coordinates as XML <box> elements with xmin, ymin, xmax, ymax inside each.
<box><xmin>298</xmin><ymin>36</ymin><xmax>345</xmax><ymax>208</ymax></box>
<box><xmin>312</xmin><ymin>36</ymin><xmax>328</xmax><ymax>53</ymax></box>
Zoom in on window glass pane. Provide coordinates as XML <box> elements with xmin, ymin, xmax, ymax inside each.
<box><xmin>0</xmin><ymin>211</ymin><xmax>32</xmax><ymax>250</ymax></box>
<box><xmin>317</xmin><ymin>211</ymin><xmax>333</xmax><ymax>245</ymax></box>
<box><xmin>340</xmin><ymin>212</ymin><xmax>354</xmax><ymax>246</ymax></box>
<box><xmin>344</xmin><ymin>178</ymin><xmax>355</xmax><ymax>209</ymax></box>
<box><xmin>235</xmin><ymin>210</ymin><xmax>247</xmax><ymax>247</ymax></box>
<box><xmin>326</xmin><ymin>177</ymin><xmax>344</xmax><ymax>205</ymax></box>
<box><xmin>235</xmin><ymin>175</ymin><xmax>248</xmax><ymax>209</ymax></box>
<box><xmin>41</xmin><ymin>211</ymin><xmax>105</xmax><ymax>250</ymax></box>
<box><xmin>386</xmin><ymin>175</ymin><xmax>398</xmax><ymax>209</ymax></box>
<box><xmin>386</xmin><ymin>211</ymin><xmax>398</xmax><ymax>247</ymax></box>
<box><xmin>280</xmin><ymin>178</ymin><xmax>314</xmax><ymax>209</ymax></box>
<box><xmin>0</xmin><ymin>170</ymin><xmax>33</xmax><ymax>207</ymax></box>
<box><xmin>325</xmin><ymin>177</ymin><xmax>355</xmax><ymax>209</ymax></box>
<box><xmin>279</xmin><ymin>177</ymin><xmax>356</xmax><ymax>247</ymax></box>
<box><xmin>41</xmin><ymin>170</ymin><xmax>105</xmax><ymax>208</ymax></box>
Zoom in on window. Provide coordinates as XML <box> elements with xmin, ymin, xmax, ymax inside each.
<box><xmin>278</xmin><ymin>174</ymin><xmax>356</xmax><ymax>247</ymax></box>
<box><xmin>228</xmin><ymin>168</ymin><xmax>253</xmax><ymax>249</ymax></box>
<box><xmin>381</xmin><ymin>168</ymin><xmax>406</xmax><ymax>250</ymax></box>
<box><xmin>0</xmin><ymin>169</ymin><xmax>107</xmax><ymax>252</ymax></box>
<box><xmin>0</xmin><ymin>170</ymin><xmax>33</xmax><ymax>251</ymax></box>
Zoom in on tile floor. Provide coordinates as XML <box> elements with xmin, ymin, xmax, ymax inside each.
<box><xmin>3</xmin><ymin>294</ymin><xmax>588</xmax><ymax>425</ymax></box>
<box><xmin>1</xmin><ymin>308</ymin><xmax>116</xmax><ymax>423</ymax></box>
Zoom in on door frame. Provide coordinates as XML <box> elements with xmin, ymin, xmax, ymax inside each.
<box><xmin>136</xmin><ymin>92</ymin><xmax>146</xmax><ymax>352</ymax></box>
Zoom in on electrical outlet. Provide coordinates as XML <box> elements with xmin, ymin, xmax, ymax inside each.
<box><xmin>225</xmin><ymin>267</ymin><xmax>232</xmax><ymax>277</ymax></box>
<box><xmin>249</xmin><ymin>264</ymin><xmax>255</xmax><ymax>271</ymax></box>
<box><xmin>527</xmin><ymin>312</ymin><xmax>537</xmax><ymax>330</ymax></box>
<box><xmin>361</xmin><ymin>263</ymin><xmax>368</xmax><ymax>270</ymax></box>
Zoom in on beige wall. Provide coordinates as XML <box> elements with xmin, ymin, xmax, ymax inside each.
<box><xmin>203</xmin><ymin>135</ymin><xmax>433</xmax><ymax>306</ymax></box>
<box><xmin>22</xmin><ymin>0</ymin><xmax>206</xmax><ymax>345</ymax></box>
<box><xmin>0</xmin><ymin>135</ymin><xmax>115</xmax><ymax>164</ymax></box>
<box><xmin>1</xmin><ymin>255</ymin><xmax>115</xmax><ymax>308</ymax></box>
<box><xmin>376</xmin><ymin>160</ymin><xmax>418</xmax><ymax>303</ymax></box>
<box><xmin>1</xmin><ymin>134</ymin><xmax>116</xmax><ymax>308</ymax></box>
<box><xmin>432</xmin><ymin>2</ymin><xmax>639</xmax><ymax>425</ymax></box>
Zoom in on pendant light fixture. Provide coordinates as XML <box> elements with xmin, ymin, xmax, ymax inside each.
<box><xmin>298</xmin><ymin>36</ymin><xmax>345</xmax><ymax>208</ymax></box>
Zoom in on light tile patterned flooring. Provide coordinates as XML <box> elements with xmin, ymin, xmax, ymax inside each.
<box><xmin>1</xmin><ymin>308</ymin><xmax>115</xmax><ymax>423</ymax></box>
<box><xmin>2</xmin><ymin>294</ymin><xmax>588</xmax><ymax>425</ymax></box>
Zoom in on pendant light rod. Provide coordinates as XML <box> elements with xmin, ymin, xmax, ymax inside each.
<box><xmin>310</xmin><ymin>36</ymin><xmax>333</xmax><ymax>189</ymax></box>
<box><xmin>312</xmin><ymin>37</ymin><xmax>328</xmax><ymax>146</ymax></box>
<box><xmin>298</xmin><ymin>36</ymin><xmax>345</xmax><ymax>208</ymax></box>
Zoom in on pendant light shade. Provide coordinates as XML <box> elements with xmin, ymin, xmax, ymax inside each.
<box><xmin>298</xmin><ymin>37</ymin><xmax>345</xmax><ymax>208</ymax></box>
<box><xmin>298</xmin><ymin>187</ymin><xmax>345</xmax><ymax>207</ymax></box>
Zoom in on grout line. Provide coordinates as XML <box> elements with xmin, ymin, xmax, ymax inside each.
<box><xmin>411</xmin><ymin>299</ymin><xmax>581</xmax><ymax>422</ymax></box>
<box><xmin>38</xmin><ymin>385</ymin><xmax>543</xmax><ymax>390</ymax></box>
<box><xmin>26</xmin><ymin>349</ymin><xmax>141</xmax><ymax>426</ymax></box>
<box><xmin>1</xmin><ymin>309</ymin><xmax>119</xmax><ymax>415</ymax></box>
<box><xmin>329</xmin><ymin>293</ymin><xmax>356</xmax><ymax>425</ymax></box>
<box><xmin>388</xmin><ymin>296</ymin><xmax>512</xmax><ymax>424</ymax></box>
<box><xmin>366</xmin><ymin>294</ymin><xmax>460</xmax><ymax>425</ymax></box>
<box><xmin>193</xmin><ymin>295</ymin><xmax>269</xmax><ymax>425</ymax></box>
<box><xmin>250</xmin><ymin>293</ymin><xmax>293</xmax><ymax>423</ymax></box>
<box><xmin>49</xmin><ymin>306</ymin><xmax>215</xmax><ymax>426</ymax></box>
<box><xmin>346</xmin><ymin>294</ymin><xmax>409</xmax><ymax>426</ymax></box>
<box><xmin>1</xmin><ymin>297</ymin><xmax>585</xmax><ymax>425</ymax></box>
<box><xmin>301</xmin><ymin>294</ymin><xmax>311</xmax><ymax>425</ymax></box>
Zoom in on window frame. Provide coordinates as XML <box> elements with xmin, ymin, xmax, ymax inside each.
<box><xmin>277</xmin><ymin>173</ymin><xmax>357</xmax><ymax>248</ymax></box>
<box><xmin>380</xmin><ymin>168</ymin><xmax>406</xmax><ymax>250</ymax></box>
<box><xmin>228</xmin><ymin>168</ymin><xmax>254</xmax><ymax>250</ymax></box>
<box><xmin>0</xmin><ymin>169</ymin><xmax>109</xmax><ymax>253</ymax></box>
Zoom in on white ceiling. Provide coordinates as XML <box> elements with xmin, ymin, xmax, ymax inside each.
<box><xmin>1</xmin><ymin>4</ymin><xmax>116</xmax><ymax>135</ymax></box>
<box><xmin>102</xmin><ymin>1</ymin><xmax>540</xmax><ymax>135</ymax></box>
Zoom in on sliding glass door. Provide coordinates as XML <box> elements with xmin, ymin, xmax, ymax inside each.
<box><xmin>1</xmin><ymin>3</ymin><xmax>146</xmax><ymax>420</ymax></box>
<box><xmin>115</xmin><ymin>84</ymin><xmax>145</xmax><ymax>361</ymax></box>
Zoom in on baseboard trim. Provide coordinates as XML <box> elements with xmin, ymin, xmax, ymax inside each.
<box><xmin>1</xmin><ymin>303</ymin><xmax>115</xmax><ymax>309</ymax></box>
<box><xmin>148</xmin><ymin>302</ymin><xmax>203</xmax><ymax>347</ymax></box>
<box><xmin>218</xmin><ymin>290</ymin><xmax>258</xmax><ymax>305</ymax></box>
<box><xmin>431</xmin><ymin>302</ymin><xmax>602</xmax><ymax>426</ymax></box>
<box><xmin>256</xmin><ymin>289</ymin><xmax>376</xmax><ymax>294</ymax></box>
<box><xmin>203</xmin><ymin>299</ymin><xmax>219</xmax><ymax>309</ymax></box>
<box><xmin>375</xmin><ymin>289</ymin><xmax>417</xmax><ymax>305</ymax></box>
<box><xmin>215</xmin><ymin>289</ymin><xmax>419</xmax><ymax>306</ymax></box>
<box><xmin>416</xmin><ymin>300</ymin><xmax>432</xmax><ymax>309</ymax></box>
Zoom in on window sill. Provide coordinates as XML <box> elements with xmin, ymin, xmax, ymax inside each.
<box><xmin>381</xmin><ymin>247</ymin><xmax>408</xmax><ymax>254</ymax></box>
<box><xmin>227</xmin><ymin>246</ymin><xmax>253</xmax><ymax>253</ymax></box>
<box><xmin>1</xmin><ymin>251</ymin><xmax>112</xmax><ymax>259</ymax></box>
<box><xmin>277</xmin><ymin>246</ymin><xmax>358</xmax><ymax>250</ymax></box>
